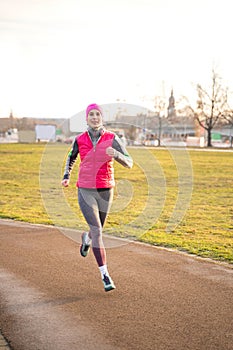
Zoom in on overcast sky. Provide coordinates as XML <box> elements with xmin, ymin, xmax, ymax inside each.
<box><xmin>0</xmin><ymin>0</ymin><xmax>232</xmax><ymax>118</ymax></box>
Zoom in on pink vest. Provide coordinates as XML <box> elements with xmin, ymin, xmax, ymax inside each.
<box><xmin>76</xmin><ymin>130</ymin><xmax>115</xmax><ymax>188</ymax></box>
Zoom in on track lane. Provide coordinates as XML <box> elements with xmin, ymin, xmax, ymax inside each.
<box><xmin>0</xmin><ymin>220</ymin><xmax>233</xmax><ymax>350</ymax></box>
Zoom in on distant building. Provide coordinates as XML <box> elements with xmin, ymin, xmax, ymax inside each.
<box><xmin>167</xmin><ymin>89</ymin><xmax>176</xmax><ymax>119</ymax></box>
<box><xmin>35</xmin><ymin>124</ymin><xmax>56</xmax><ymax>142</ymax></box>
<box><xmin>0</xmin><ymin>111</ymin><xmax>71</xmax><ymax>142</ymax></box>
<box><xmin>0</xmin><ymin>111</ymin><xmax>15</xmax><ymax>135</ymax></box>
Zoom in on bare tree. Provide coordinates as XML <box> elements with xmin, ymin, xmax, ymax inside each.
<box><xmin>181</xmin><ymin>69</ymin><xmax>230</xmax><ymax>147</ymax></box>
<box><xmin>195</xmin><ymin>69</ymin><xmax>229</xmax><ymax>147</ymax></box>
<box><xmin>154</xmin><ymin>96</ymin><xmax>166</xmax><ymax>146</ymax></box>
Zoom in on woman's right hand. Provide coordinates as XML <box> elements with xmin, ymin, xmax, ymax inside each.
<box><xmin>61</xmin><ymin>179</ymin><xmax>69</xmax><ymax>187</ymax></box>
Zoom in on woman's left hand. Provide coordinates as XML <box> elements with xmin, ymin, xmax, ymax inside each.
<box><xmin>106</xmin><ymin>147</ymin><xmax>117</xmax><ymax>158</ymax></box>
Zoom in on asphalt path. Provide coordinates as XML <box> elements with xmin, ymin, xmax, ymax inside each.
<box><xmin>0</xmin><ymin>219</ymin><xmax>233</xmax><ymax>350</ymax></box>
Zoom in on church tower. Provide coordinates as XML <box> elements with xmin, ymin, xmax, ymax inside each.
<box><xmin>167</xmin><ymin>88</ymin><xmax>176</xmax><ymax>119</ymax></box>
<box><xmin>9</xmin><ymin>110</ymin><xmax>14</xmax><ymax>128</ymax></box>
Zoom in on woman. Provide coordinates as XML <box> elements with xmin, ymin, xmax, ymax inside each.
<box><xmin>61</xmin><ymin>103</ymin><xmax>133</xmax><ymax>292</ymax></box>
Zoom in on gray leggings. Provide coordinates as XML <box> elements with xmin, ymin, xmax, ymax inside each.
<box><xmin>78</xmin><ymin>188</ymin><xmax>114</xmax><ymax>266</ymax></box>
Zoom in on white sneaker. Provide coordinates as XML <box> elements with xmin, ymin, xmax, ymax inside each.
<box><xmin>80</xmin><ymin>232</ymin><xmax>91</xmax><ymax>257</ymax></box>
<box><xmin>102</xmin><ymin>274</ymin><xmax>116</xmax><ymax>292</ymax></box>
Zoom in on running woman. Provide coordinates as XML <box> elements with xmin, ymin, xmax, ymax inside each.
<box><xmin>61</xmin><ymin>103</ymin><xmax>133</xmax><ymax>292</ymax></box>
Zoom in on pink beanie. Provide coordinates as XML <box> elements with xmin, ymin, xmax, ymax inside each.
<box><xmin>86</xmin><ymin>103</ymin><xmax>103</xmax><ymax>120</ymax></box>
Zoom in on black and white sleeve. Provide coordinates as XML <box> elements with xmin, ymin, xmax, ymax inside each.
<box><xmin>112</xmin><ymin>135</ymin><xmax>133</xmax><ymax>168</ymax></box>
<box><xmin>63</xmin><ymin>139</ymin><xmax>79</xmax><ymax>180</ymax></box>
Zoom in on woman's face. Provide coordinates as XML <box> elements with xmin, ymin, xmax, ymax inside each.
<box><xmin>87</xmin><ymin>109</ymin><xmax>103</xmax><ymax>129</ymax></box>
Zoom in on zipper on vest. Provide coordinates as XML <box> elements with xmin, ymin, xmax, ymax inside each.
<box><xmin>87</xmin><ymin>131</ymin><xmax>101</xmax><ymax>152</ymax></box>
<box><xmin>94</xmin><ymin>137</ymin><xmax>101</xmax><ymax>151</ymax></box>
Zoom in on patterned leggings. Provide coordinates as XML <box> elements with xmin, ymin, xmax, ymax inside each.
<box><xmin>78</xmin><ymin>188</ymin><xmax>114</xmax><ymax>267</ymax></box>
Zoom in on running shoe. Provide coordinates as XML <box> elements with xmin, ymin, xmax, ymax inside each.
<box><xmin>102</xmin><ymin>274</ymin><xmax>116</xmax><ymax>292</ymax></box>
<box><xmin>80</xmin><ymin>232</ymin><xmax>91</xmax><ymax>257</ymax></box>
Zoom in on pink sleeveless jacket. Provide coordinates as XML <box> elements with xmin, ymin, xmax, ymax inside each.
<box><xmin>76</xmin><ymin>130</ymin><xmax>115</xmax><ymax>188</ymax></box>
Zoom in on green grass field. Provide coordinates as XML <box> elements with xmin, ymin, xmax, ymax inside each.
<box><xmin>0</xmin><ymin>143</ymin><xmax>233</xmax><ymax>263</ymax></box>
